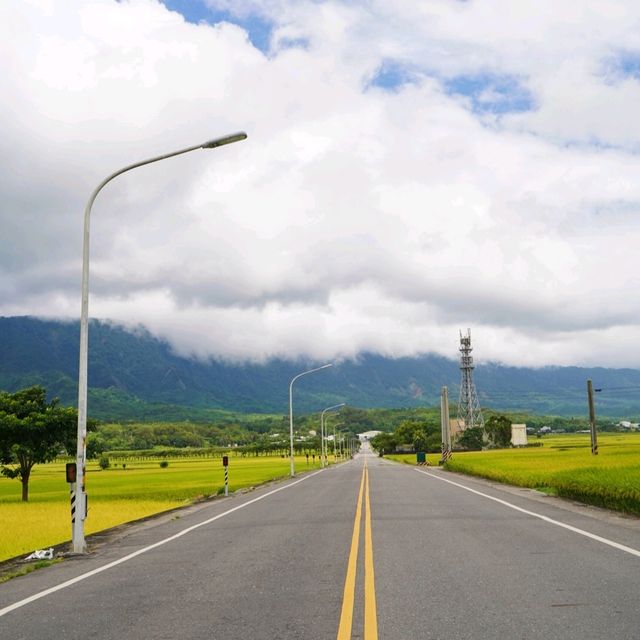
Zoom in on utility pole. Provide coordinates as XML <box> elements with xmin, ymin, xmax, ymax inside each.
<box><xmin>587</xmin><ymin>379</ymin><xmax>598</xmax><ymax>455</ymax></box>
<box><xmin>440</xmin><ymin>386</ymin><xmax>452</xmax><ymax>464</ymax></box>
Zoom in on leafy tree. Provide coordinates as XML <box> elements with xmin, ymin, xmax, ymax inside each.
<box><xmin>456</xmin><ymin>427</ymin><xmax>484</xmax><ymax>451</ymax></box>
<box><xmin>86</xmin><ymin>432</ymin><xmax>109</xmax><ymax>458</ymax></box>
<box><xmin>394</xmin><ymin>420</ymin><xmax>419</xmax><ymax>447</ymax></box>
<box><xmin>394</xmin><ymin>420</ymin><xmax>440</xmax><ymax>451</ymax></box>
<box><xmin>340</xmin><ymin>406</ymin><xmax>374</xmax><ymax>432</ymax></box>
<box><xmin>0</xmin><ymin>386</ymin><xmax>78</xmax><ymax>501</ymax></box>
<box><xmin>131</xmin><ymin>425</ymin><xmax>156</xmax><ymax>449</ymax></box>
<box><xmin>370</xmin><ymin>432</ymin><xmax>398</xmax><ymax>455</ymax></box>
<box><xmin>484</xmin><ymin>414</ymin><xmax>512</xmax><ymax>448</ymax></box>
<box><xmin>423</xmin><ymin>431</ymin><xmax>442</xmax><ymax>453</ymax></box>
<box><xmin>412</xmin><ymin>428</ymin><xmax>428</xmax><ymax>452</ymax></box>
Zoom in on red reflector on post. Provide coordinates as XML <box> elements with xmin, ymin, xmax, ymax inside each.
<box><xmin>66</xmin><ymin>463</ymin><xmax>77</xmax><ymax>483</ymax></box>
<box><xmin>222</xmin><ymin>456</ymin><xmax>229</xmax><ymax>467</ymax></box>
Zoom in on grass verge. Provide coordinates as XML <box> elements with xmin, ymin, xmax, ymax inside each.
<box><xmin>386</xmin><ymin>433</ymin><xmax>640</xmax><ymax>516</ymax></box>
<box><xmin>0</xmin><ymin>454</ymin><xmax>322</xmax><ymax>563</ymax></box>
<box><xmin>0</xmin><ymin>559</ymin><xmax>62</xmax><ymax>585</ymax></box>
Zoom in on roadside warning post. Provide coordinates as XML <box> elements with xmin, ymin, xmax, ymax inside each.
<box><xmin>66</xmin><ymin>463</ymin><xmax>77</xmax><ymax>483</ymax></box>
<box><xmin>222</xmin><ymin>455</ymin><xmax>229</xmax><ymax>496</ymax></box>
<box><xmin>66</xmin><ymin>463</ymin><xmax>77</xmax><ymax>535</ymax></box>
<box><xmin>587</xmin><ymin>379</ymin><xmax>598</xmax><ymax>455</ymax></box>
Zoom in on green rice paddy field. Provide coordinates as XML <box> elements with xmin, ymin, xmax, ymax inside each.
<box><xmin>0</xmin><ymin>454</ymin><xmax>321</xmax><ymax>563</ymax></box>
<box><xmin>388</xmin><ymin>432</ymin><xmax>640</xmax><ymax>516</ymax></box>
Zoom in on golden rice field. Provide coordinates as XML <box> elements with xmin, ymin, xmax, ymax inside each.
<box><xmin>0</xmin><ymin>454</ymin><xmax>322</xmax><ymax>563</ymax></box>
<box><xmin>388</xmin><ymin>432</ymin><xmax>640</xmax><ymax>515</ymax></box>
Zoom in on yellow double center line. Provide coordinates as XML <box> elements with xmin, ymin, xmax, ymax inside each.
<box><xmin>337</xmin><ymin>460</ymin><xmax>378</xmax><ymax>639</ymax></box>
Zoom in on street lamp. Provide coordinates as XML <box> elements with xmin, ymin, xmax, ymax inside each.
<box><xmin>289</xmin><ymin>364</ymin><xmax>333</xmax><ymax>477</ymax></box>
<box><xmin>73</xmin><ymin>132</ymin><xmax>247</xmax><ymax>553</ymax></box>
<box><xmin>320</xmin><ymin>403</ymin><xmax>345</xmax><ymax>467</ymax></box>
<box><xmin>332</xmin><ymin>422</ymin><xmax>344</xmax><ymax>460</ymax></box>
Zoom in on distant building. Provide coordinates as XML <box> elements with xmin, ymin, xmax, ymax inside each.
<box><xmin>511</xmin><ymin>424</ymin><xmax>528</xmax><ymax>447</ymax></box>
<box><xmin>359</xmin><ymin>430</ymin><xmax>382</xmax><ymax>441</ymax></box>
<box><xmin>451</xmin><ymin>418</ymin><xmax>466</xmax><ymax>437</ymax></box>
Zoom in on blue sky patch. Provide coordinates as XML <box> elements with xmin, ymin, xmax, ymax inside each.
<box><xmin>160</xmin><ymin>0</ymin><xmax>273</xmax><ymax>53</ymax></box>
<box><xmin>602</xmin><ymin>51</ymin><xmax>640</xmax><ymax>82</ymax></box>
<box><xmin>368</xmin><ymin>60</ymin><xmax>419</xmax><ymax>91</ymax></box>
<box><xmin>619</xmin><ymin>55</ymin><xmax>640</xmax><ymax>78</ymax></box>
<box><xmin>444</xmin><ymin>73</ymin><xmax>534</xmax><ymax>114</ymax></box>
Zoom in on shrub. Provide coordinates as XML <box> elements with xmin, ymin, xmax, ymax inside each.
<box><xmin>159</xmin><ymin>460</ymin><xmax>169</xmax><ymax>468</ymax></box>
<box><xmin>98</xmin><ymin>456</ymin><xmax>110</xmax><ymax>470</ymax></box>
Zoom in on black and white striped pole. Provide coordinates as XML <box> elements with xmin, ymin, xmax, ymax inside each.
<box><xmin>587</xmin><ymin>379</ymin><xmax>598</xmax><ymax>456</ymax></box>
<box><xmin>222</xmin><ymin>455</ymin><xmax>229</xmax><ymax>496</ymax></box>
<box><xmin>70</xmin><ymin>485</ymin><xmax>77</xmax><ymax>530</ymax></box>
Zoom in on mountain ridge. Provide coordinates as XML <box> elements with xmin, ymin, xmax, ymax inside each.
<box><xmin>2</xmin><ymin>316</ymin><xmax>640</xmax><ymax>419</ymax></box>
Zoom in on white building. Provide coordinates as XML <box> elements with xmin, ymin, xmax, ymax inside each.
<box><xmin>359</xmin><ymin>430</ymin><xmax>382</xmax><ymax>441</ymax></box>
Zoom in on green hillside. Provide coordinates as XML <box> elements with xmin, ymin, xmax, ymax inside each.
<box><xmin>2</xmin><ymin>316</ymin><xmax>640</xmax><ymax>420</ymax></box>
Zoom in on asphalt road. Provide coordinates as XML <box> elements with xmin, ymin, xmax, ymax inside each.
<box><xmin>1</xmin><ymin>445</ymin><xmax>640</xmax><ymax>639</ymax></box>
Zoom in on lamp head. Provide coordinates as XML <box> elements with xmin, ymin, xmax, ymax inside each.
<box><xmin>202</xmin><ymin>132</ymin><xmax>248</xmax><ymax>149</ymax></box>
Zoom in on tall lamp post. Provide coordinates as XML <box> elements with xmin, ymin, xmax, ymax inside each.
<box><xmin>289</xmin><ymin>364</ymin><xmax>333</xmax><ymax>477</ymax></box>
<box><xmin>320</xmin><ymin>403</ymin><xmax>345</xmax><ymax>467</ymax></box>
<box><xmin>73</xmin><ymin>132</ymin><xmax>247</xmax><ymax>553</ymax></box>
<box><xmin>332</xmin><ymin>422</ymin><xmax>344</xmax><ymax>460</ymax></box>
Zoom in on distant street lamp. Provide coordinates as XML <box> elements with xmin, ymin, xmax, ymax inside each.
<box><xmin>332</xmin><ymin>422</ymin><xmax>344</xmax><ymax>460</ymax></box>
<box><xmin>73</xmin><ymin>132</ymin><xmax>247</xmax><ymax>553</ymax></box>
<box><xmin>289</xmin><ymin>364</ymin><xmax>333</xmax><ymax>477</ymax></box>
<box><xmin>320</xmin><ymin>403</ymin><xmax>345</xmax><ymax>467</ymax></box>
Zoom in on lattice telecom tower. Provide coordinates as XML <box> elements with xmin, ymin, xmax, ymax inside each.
<box><xmin>456</xmin><ymin>329</ymin><xmax>484</xmax><ymax>430</ymax></box>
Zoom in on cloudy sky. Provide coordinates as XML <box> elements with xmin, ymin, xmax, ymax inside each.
<box><xmin>3</xmin><ymin>0</ymin><xmax>640</xmax><ymax>367</ymax></box>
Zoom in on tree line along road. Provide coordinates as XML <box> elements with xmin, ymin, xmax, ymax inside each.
<box><xmin>1</xmin><ymin>443</ymin><xmax>639</xmax><ymax>639</ymax></box>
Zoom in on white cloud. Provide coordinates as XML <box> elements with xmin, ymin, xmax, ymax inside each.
<box><xmin>3</xmin><ymin>0</ymin><xmax>640</xmax><ymax>368</ymax></box>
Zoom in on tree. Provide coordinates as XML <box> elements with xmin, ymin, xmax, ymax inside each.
<box><xmin>340</xmin><ymin>406</ymin><xmax>374</xmax><ymax>432</ymax></box>
<box><xmin>0</xmin><ymin>386</ymin><xmax>78</xmax><ymax>501</ymax></box>
<box><xmin>485</xmin><ymin>414</ymin><xmax>512</xmax><ymax>448</ymax></box>
<box><xmin>412</xmin><ymin>428</ymin><xmax>428</xmax><ymax>453</ymax></box>
<box><xmin>370</xmin><ymin>432</ymin><xmax>398</xmax><ymax>456</ymax></box>
<box><xmin>394</xmin><ymin>420</ymin><xmax>440</xmax><ymax>452</ymax></box>
<box><xmin>456</xmin><ymin>427</ymin><xmax>484</xmax><ymax>451</ymax></box>
<box><xmin>395</xmin><ymin>420</ymin><xmax>419</xmax><ymax>447</ymax></box>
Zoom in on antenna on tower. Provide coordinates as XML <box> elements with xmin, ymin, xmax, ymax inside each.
<box><xmin>456</xmin><ymin>329</ymin><xmax>484</xmax><ymax>430</ymax></box>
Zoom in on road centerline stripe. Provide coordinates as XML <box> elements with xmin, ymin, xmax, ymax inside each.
<box><xmin>364</xmin><ymin>464</ymin><xmax>378</xmax><ymax>640</ymax></box>
<box><xmin>415</xmin><ymin>468</ymin><xmax>640</xmax><ymax>558</ymax></box>
<box><xmin>336</xmin><ymin>464</ymin><xmax>366</xmax><ymax>640</ymax></box>
<box><xmin>336</xmin><ymin>458</ymin><xmax>379</xmax><ymax>640</ymax></box>
<box><xmin>0</xmin><ymin>470</ymin><xmax>324</xmax><ymax>619</ymax></box>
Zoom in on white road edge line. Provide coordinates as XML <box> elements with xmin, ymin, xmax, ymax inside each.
<box><xmin>415</xmin><ymin>468</ymin><xmax>640</xmax><ymax>558</ymax></box>
<box><xmin>0</xmin><ymin>470</ymin><xmax>324</xmax><ymax>618</ymax></box>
